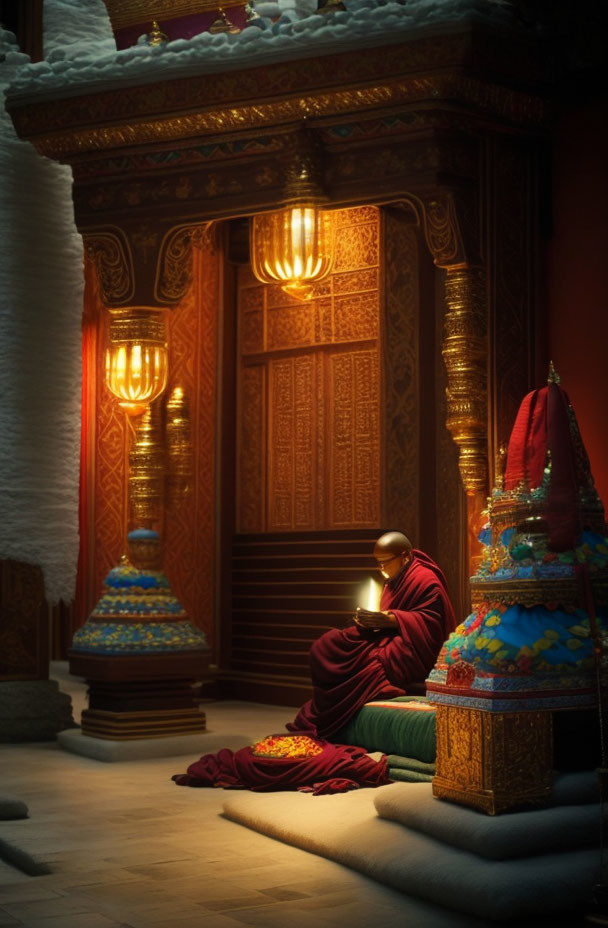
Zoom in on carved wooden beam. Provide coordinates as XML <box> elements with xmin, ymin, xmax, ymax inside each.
<box><xmin>84</xmin><ymin>220</ymin><xmax>215</xmax><ymax>309</ymax></box>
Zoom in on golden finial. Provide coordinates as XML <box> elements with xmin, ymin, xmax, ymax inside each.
<box><xmin>495</xmin><ymin>442</ymin><xmax>507</xmax><ymax>491</ymax></box>
<box><xmin>547</xmin><ymin>361</ymin><xmax>561</xmax><ymax>385</ymax></box>
<box><xmin>244</xmin><ymin>1</ymin><xmax>261</xmax><ymax>23</ymax></box>
<box><xmin>209</xmin><ymin>8</ymin><xmax>241</xmax><ymax>34</ymax></box>
<box><xmin>146</xmin><ymin>20</ymin><xmax>169</xmax><ymax>46</ymax></box>
<box><xmin>317</xmin><ymin>0</ymin><xmax>346</xmax><ymax>11</ymax></box>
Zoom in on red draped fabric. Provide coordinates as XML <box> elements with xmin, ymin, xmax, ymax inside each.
<box><xmin>505</xmin><ymin>387</ymin><xmax>548</xmax><ymax>491</ymax></box>
<box><xmin>286</xmin><ymin>550</ymin><xmax>456</xmax><ymax>739</ymax></box>
<box><xmin>505</xmin><ymin>382</ymin><xmax>583</xmax><ymax>551</ymax></box>
<box><xmin>173</xmin><ymin>742</ymin><xmax>390</xmax><ymax>793</ymax></box>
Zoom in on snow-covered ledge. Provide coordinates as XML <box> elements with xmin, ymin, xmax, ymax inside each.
<box><xmin>7</xmin><ymin>0</ymin><xmax>518</xmax><ymax>106</ymax></box>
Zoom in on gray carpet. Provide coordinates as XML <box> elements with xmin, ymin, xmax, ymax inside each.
<box><xmin>0</xmin><ymin>797</ymin><xmax>52</xmax><ymax>875</ymax></box>
<box><xmin>0</xmin><ymin>795</ymin><xmax>28</xmax><ymax>820</ymax></box>
<box><xmin>223</xmin><ymin>779</ymin><xmax>600</xmax><ymax>923</ymax></box>
<box><xmin>375</xmin><ymin>782</ymin><xmax>599</xmax><ymax>859</ymax></box>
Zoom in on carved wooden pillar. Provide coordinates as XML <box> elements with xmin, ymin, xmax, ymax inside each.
<box><xmin>422</xmin><ymin>194</ymin><xmax>488</xmax><ymax>578</ymax></box>
<box><xmin>442</xmin><ymin>266</ymin><xmax>488</xmax><ymax>572</ymax></box>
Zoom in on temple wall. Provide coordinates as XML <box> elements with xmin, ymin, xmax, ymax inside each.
<box><xmin>545</xmin><ymin>97</ymin><xmax>608</xmax><ymax>509</ymax></box>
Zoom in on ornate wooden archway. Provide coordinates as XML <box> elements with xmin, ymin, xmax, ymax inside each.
<box><xmin>9</xmin><ymin>19</ymin><xmax>546</xmax><ymax>700</ymax></box>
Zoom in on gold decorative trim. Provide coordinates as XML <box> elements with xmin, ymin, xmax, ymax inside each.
<box><xmin>27</xmin><ymin>75</ymin><xmax>546</xmax><ymax>161</ymax></box>
<box><xmin>103</xmin><ymin>0</ymin><xmax>247</xmax><ymax>31</ymax></box>
<box><xmin>129</xmin><ymin>402</ymin><xmax>166</xmax><ymax>530</ymax></box>
<box><xmin>433</xmin><ymin>704</ymin><xmax>553</xmax><ymax>815</ymax></box>
<box><xmin>423</xmin><ymin>195</ymin><xmax>462</xmax><ymax>267</ymax></box>
<box><xmin>83</xmin><ymin>228</ymin><xmax>135</xmax><ymax>305</ymax></box>
<box><xmin>471</xmin><ymin>577</ymin><xmax>608</xmax><ymax>608</ymax></box>
<box><xmin>166</xmin><ymin>386</ymin><xmax>192</xmax><ymax>500</ymax></box>
<box><xmin>441</xmin><ymin>266</ymin><xmax>487</xmax><ymax>494</ymax></box>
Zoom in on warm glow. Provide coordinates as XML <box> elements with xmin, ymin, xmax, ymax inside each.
<box><xmin>358</xmin><ymin>577</ymin><xmax>382</xmax><ymax>612</ymax></box>
<box><xmin>250</xmin><ymin>205</ymin><xmax>335</xmax><ymax>300</ymax></box>
<box><xmin>105</xmin><ymin>308</ymin><xmax>168</xmax><ymax>416</ymax></box>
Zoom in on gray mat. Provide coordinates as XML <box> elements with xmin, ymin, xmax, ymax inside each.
<box><xmin>0</xmin><ymin>798</ymin><xmax>50</xmax><ymax>875</ymax></box>
<box><xmin>0</xmin><ymin>837</ymin><xmax>52</xmax><ymax>876</ymax></box>
<box><xmin>375</xmin><ymin>782</ymin><xmax>599</xmax><ymax>859</ymax></box>
<box><xmin>0</xmin><ymin>795</ymin><xmax>28</xmax><ymax>820</ymax></box>
<box><xmin>0</xmin><ymin>680</ymin><xmax>74</xmax><ymax>742</ymax></box>
<box><xmin>550</xmin><ymin>769</ymin><xmax>599</xmax><ymax>805</ymax></box>
<box><xmin>223</xmin><ymin>783</ymin><xmax>599</xmax><ymax>922</ymax></box>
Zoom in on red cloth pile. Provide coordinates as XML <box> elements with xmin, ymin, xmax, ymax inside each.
<box><xmin>172</xmin><ymin>740</ymin><xmax>390</xmax><ymax>795</ymax></box>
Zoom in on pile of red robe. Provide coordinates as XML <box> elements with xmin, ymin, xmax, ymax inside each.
<box><xmin>173</xmin><ymin>740</ymin><xmax>389</xmax><ymax>794</ymax></box>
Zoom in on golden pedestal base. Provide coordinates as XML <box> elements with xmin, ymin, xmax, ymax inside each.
<box><xmin>81</xmin><ymin>707</ymin><xmax>206</xmax><ymax>740</ymax></box>
<box><xmin>432</xmin><ymin>704</ymin><xmax>553</xmax><ymax>815</ymax></box>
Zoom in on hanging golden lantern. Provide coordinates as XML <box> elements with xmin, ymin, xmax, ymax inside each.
<box><xmin>105</xmin><ymin>307</ymin><xmax>168</xmax><ymax>416</ymax></box>
<box><xmin>250</xmin><ymin>152</ymin><xmax>335</xmax><ymax>301</ymax></box>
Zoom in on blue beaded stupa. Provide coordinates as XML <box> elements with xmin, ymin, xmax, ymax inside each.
<box><xmin>427</xmin><ymin>367</ymin><xmax>608</xmax><ymax>712</ymax></box>
<box><xmin>72</xmin><ymin>530</ymin><xmax>208</xmax><ymax>656</ymax></box>
<box><xmin>69</xmin><ymin>529</ymin><xmax>209</xmax><ymax>741</ymax></box>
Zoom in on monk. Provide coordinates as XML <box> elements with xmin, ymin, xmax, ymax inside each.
<box><xmin>287</xmin><ymin>531</ymin><xmax>456</xmax><ymax>739</ymax></box>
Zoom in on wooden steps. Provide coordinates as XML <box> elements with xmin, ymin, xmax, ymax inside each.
<box><xmin>219</xmin><ymin>529</ymin><xmax>382</xmax><ymax>705</ymax></box>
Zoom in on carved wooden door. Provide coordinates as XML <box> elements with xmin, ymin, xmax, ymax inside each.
<box><xmin>236</xmin><ymin>206</ymin><xmax>382</xmax><ymax>532</ymax></box>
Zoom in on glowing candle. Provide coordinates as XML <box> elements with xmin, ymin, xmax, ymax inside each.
<box><xmin>358</xmin><ymin>577</ymin><xmax>382</xmax><ymax>612</ymax></box>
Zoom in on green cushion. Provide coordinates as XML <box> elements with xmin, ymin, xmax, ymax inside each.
<box><xmin>387</xmin><ymin>754</ymin><xmax>435</xmax><ymax>775</ymax></box>
<box><xmin>334</xmin><ymin>696</ymin><xmax>436</xmax><ymax>763</ymax></box>
<box><xmin>388</xmin><ymin>768</ymin><xmax>434</xmax><ymax>783</ymax></box>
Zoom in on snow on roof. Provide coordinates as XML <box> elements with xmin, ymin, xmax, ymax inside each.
<box><xmin>6</xmin><ymin>0</ymin><xmax>516</xmax><ymax>105</ymax></box>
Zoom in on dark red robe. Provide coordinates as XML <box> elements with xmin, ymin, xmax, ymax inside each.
<box><xmin>287</xmin><ymin>550</ymin><xmax>456</xmax><ymax>739</ymax></box>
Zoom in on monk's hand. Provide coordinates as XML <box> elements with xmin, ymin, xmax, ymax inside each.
<box><xmin>354</xmin><ymin>608</ymin><xmax>397</xmax><ymax>629</ymax></box>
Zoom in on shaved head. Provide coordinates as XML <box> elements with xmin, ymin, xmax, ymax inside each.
<box><xmin>374</xmin><ymin>531</ymin><xmax>412</xmax><ymax>559</ymax></box>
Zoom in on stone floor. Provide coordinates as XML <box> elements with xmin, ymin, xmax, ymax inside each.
<box><xmin>0</xmin><ymin>666</ymin><xmax>592</xmax><ymax>928</ymax></box>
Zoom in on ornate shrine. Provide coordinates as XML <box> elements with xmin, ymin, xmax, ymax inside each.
<box><xmin>7</xmin><ymin>13</ymin><xmax>547</xmax><ymax>702</ymax></box>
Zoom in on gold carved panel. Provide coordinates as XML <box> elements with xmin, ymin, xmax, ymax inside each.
<box><xmin>334</xmin><ymin>211</ymin><xmax>379</xmax><ymax>272</ymax></box>
<box><xmin>238</xmin><ymin>365</ymin><xmax>266</xmax><ymax>532</ymax></box>
<box><xmin>433</xmin><ymin>704</ymin><xmax>553</xmax><ymax>814</ymax></box>
<box><xmin>381</xmin><ymin>212</ymin><xmax>420</xmax><ymax>539</ymax></box>
<box><xmin>268</xmin><ymin>355</ymin><xmax>316</xmax><ymax>530</ymax></box>
<box><xmin>333</xmin><ymin>292</ymin><xmax>379</xmax><ymax>343</ymax></box>
<box><xmin>329</xmin><ymin>350</ymin><xmax>380</xmax><ymax>526</ymax></box>
<box><xmin>237</xmin><ymin>205</ymin><xmax>381</xmax><ymax>532</ymax></box>
<box><xmin>268</xmin><ymin>304</ymin><xmax>315</xmax><ymax>351</ymax></box>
